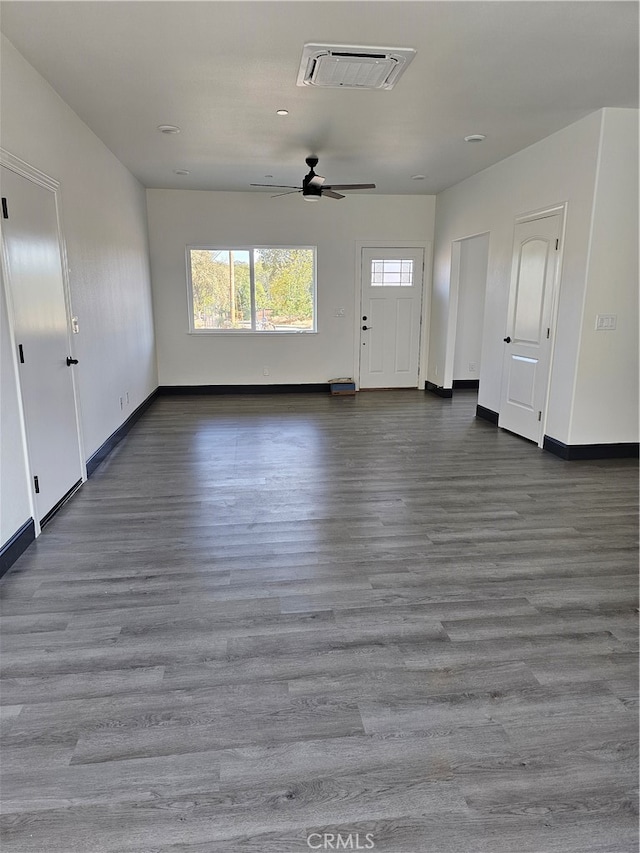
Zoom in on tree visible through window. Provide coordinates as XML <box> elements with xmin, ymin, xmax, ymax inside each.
<box><xmin>188</xmin><ymin>247</ymin><xmax>316</xmax><ymax>332</ymax></box>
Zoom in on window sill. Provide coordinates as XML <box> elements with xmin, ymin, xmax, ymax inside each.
<box><xmin>188</xmin><ymin>329</ymin><xmax>317</xmax><ymax>336</ymax></box>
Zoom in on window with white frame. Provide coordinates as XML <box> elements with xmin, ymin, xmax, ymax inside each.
<box><xmin>187</xmin><ymin>246</ymin><xmax>316</xmax><ymax>332</ymax></box>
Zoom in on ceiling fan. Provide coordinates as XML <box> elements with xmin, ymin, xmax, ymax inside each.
<box><xmin>250</xmin><ymin>156</ymin><xmax>375</xmax><ymax>201</ymax></box>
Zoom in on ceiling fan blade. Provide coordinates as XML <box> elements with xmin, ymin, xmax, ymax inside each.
<box><xmin>271</xmin><ymin>190</ymin><xmax>303</xmax><ymax>198</ymax></box>
<box><xmin>322</xmin><ymin>190</ymin><xmax>345</xmax><ymax>200</ymax></box>
<box><xmin>250</xmin><ymin>184</ymin><xmax>301</xmax><ymax>189</ymax></box>
<box><xmin>323</xmin><ymin>183</ymin><xmax>376</xmax><ymax>191</ymax></box>
<box><xmin>308</xmin><ymin>174</ymin><xmax>325</xmax><ymax>188</ymax></box>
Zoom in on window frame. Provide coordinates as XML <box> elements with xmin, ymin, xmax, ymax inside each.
<box><xmin>186</xmin><ymin>244</ymin><xmax>318</xmax><ymax>334</ymax></box>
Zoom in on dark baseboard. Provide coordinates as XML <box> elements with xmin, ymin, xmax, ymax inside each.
<box><xmin>158</xmin><ymin>384</ymin><xmax>330</xmax><ymax>395</ymax></box>
<box><xmin>0</xmin><ymin>518</ymin><xmax>35</xmax><ymax>579</ymax></box>
<box><xmin>425</xmin><ymin>381</ymin><xmax>453</xmax><ymax>399</ymax></box>
<box><xmin>476</xmin><ymin>404</ymin><xmax>499</xmax><ymax>425</ymax></box>
<box><xmin>452</xmin><ymin>379</ymin><xmax>480</xmax><ymax>390</ymax></box>
<box><xmin>543</xmin><ymin>436</ymin><xmax>640</xmax><ymax>461</ymax></box>
<box><xmin>86</xmin><ymin>388</ymin><xmax>159</xmax><ymax>477</ymax></box>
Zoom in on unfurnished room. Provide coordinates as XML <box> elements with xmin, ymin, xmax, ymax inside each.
<box><xmin>0</xmin><ymin>2</ymin><xmax>638</xmax><ymax>852</ymax></box>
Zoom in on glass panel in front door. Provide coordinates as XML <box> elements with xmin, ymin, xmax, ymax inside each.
<box><xmin>370</xmin><ymin>259</ymin><xmax>414</xmax><ymax>287</ymax></box>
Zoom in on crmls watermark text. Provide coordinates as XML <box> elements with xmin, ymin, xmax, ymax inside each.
<box><xmin>307</xmin><ymin>832</ymin><xmax>375</xmax><ymax>850</ymax></box>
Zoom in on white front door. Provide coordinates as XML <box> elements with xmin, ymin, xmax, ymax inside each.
<box><xmin>359</xmin><ymin>247</ymin><xmax>424</xmax><ymax>389</ymax></box>
<box><xmin>2</xmin><ymin>165</ymin><xmax>84</xmax><ymax>523</ymax></box>
<box><xmin>499</xmin><ymin>211</ymin><xmax>562</xmax><ymax>443</ymax></box>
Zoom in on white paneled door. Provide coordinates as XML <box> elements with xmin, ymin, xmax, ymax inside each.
<box><xmin>499</xmin><ymin>211</ymin><xmax>562</xmax><ymax>443</ymax></box>
<box><xmin>359</xmin><ymin>247</ymin><xmax>424</xmax><ymax>389</ymax></box>
<box><xmin>2</xmin><ymin>165</ymin><xmax>84</xmax><ymax>524</ymax></box>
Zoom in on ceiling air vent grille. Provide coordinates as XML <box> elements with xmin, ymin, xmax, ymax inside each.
<box><xmin>297</xmin><ymin>44</ymin><xmax>416</xmax><ymax>90</ymax></box>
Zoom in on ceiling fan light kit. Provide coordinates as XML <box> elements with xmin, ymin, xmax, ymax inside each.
<box><xmin>250</xmin><ymin>156</ymin><xmax>375</xmax><ymax>202</ymax></box>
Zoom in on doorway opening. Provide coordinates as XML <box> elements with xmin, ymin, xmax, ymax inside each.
<box><xmin>450</xmin><ymin>232</ymin><xmax>490</xmax><ymax>389</ymax></box>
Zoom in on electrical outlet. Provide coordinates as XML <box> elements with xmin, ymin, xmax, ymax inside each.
<box><xmin>335</xmin><ymin>307</ymin><xmax>345</xmax><ymax>317</ymax></box>
<box><xmin>468</xmin><ymin>362</ymin><xmax>477</xmax><ymax>373</ymax></box>
<box><xmin>263</xmin><ymin>366</ymin><xmax>269</xmax><ymax>376</ymax></box>
<box><xmin>126</xmin><ymin>392</ymin><xmax>129</xmax><ymax>405</ymax></box>
<box><xmin>119</xmin><ymin>396</ymin><xmax>123</xmax><ymax>410</ymax></box>
<box><xmin>595</xmin><ymin>314</ymin><xmax>617</xmax><ymax>330</ymax></box>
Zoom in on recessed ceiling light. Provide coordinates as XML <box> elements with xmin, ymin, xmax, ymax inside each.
<box><xmin>276</xmin><ymin>109</ymin><xmax>289</xmax><ymax>116</ymax></box>
<box><xmin>157</xmin><ymin>125</ymin><xmax>181</xmax><ymax>134</ymax></box>
<box><xmin>411</xmin><ymin>174</ymin><xmax>426</xmax><ymax>180</ymax></box>
<box><xmin>174</xmin><ymin>169</ymin><xmax>190</xmax><ymax>176</ymax></box>
<box><xmin>464</xmin><ymin>134</ymin><xmax>486</xmax><ymax>143</ymax></box>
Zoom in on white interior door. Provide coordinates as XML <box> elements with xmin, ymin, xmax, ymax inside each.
<box><xmin>2</xmin><ymin>165</ymin><xmax>84</xmax><ymax>523</ymax></box>
<box><xmin>359</xmin><ymin>247</ymin><xmax>424</xmax><ymax>389</ymax></box>
<box><xmin>499</xmin><ymin>212</ymin><xmax>561</xmax><ymax>443</ymax></box>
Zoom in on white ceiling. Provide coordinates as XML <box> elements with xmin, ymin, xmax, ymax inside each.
<box><xmin>1</xmin><ymin>1</ymin><xmax>637</xmax><ymax>195</ymax></box>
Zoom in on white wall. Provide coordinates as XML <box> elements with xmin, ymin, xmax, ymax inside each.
<box><xmin>147</xmin><ymin>190</ymin><xmax>435</xmax><ymax>386</ymax></box>
<box><xmin>570</xmin><ymin>109</ymin><xmax>638</xmax><ymax>444</ymax></box>
<box><xmin>431</xmin><ymin>110</ymin><xmax>606</xmax><ymax>445</ymax></box>
<box><xmin>0</xmin><ymin>36</ymin><xmax>156</xmax><ymax>545</ymax></box>
<box><xmin>452</xmin><ymin>233</ymin><xmax>489</xmax><ymax>382</ymax></box>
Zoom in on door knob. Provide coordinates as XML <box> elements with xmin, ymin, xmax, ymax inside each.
<box><xmin>66</xmin><ymin>357</ymin><xmax>79</xmax><ymax>366</ymax></box>
<box><xmin>362</xmin><ymin>325</ymin><xmax>372</xmax><ymax>331</ymax></box>
<box><xmin>503</xmin><ymin>336</ymin><xmax>511</xmax><ymax>343</ymax></box>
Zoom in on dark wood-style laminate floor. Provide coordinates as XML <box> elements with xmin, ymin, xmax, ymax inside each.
<box><xmin>1</xmin><ymin>390</ymin><xmax>638</xmax><ymax>853</ymax></box>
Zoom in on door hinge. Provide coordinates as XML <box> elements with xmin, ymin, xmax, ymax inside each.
<box><xmin>538</xmin><ymin>411</ymin><xmax>542</xmax><ymax>422</ymax></box>
<box><xmin>33</xmin><ymin>475</ymin><xmax>40</xmax><ymax>494</ymax></box>
<box><xmin>546</xmin><ymin>328</ymin><xmax>550</xmax><ymax>339</ymax></box>
<box><xmin>18</xmin><ymin>343</ymin><xmax>24</xmax><ymax>363</ymax></box>
<box><xmin>1</xmin><ymin>198</ymin><xmax>8</xmax><ymax>219</ymax></box>
<box><xmin>555</xmin><ymin>238</ymin><xmax>559</xmax><ymax>250</ymax></box>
